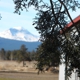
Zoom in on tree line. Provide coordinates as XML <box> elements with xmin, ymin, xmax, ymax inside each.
<box><xmin>0</xmin><ymin>44</ymin><xmax>39</xmax><ymax>62</ymax></box>
<box><xmin>0</xmin><ymin>43</ymin><xmax>60</xmax><ymax>68</ymax></box>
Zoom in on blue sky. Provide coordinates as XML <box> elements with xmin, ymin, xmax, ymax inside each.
<box><xmin>0</xmin><ymin>0</ymin><xmax>80</xmax><ymax>36</ymax></box>
<box><xmin>0</xmin><ymin>0</ymin><xmax>39</xmax><ymax>35</ymax></box>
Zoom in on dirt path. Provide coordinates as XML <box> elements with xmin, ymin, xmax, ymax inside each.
<box><xmin>0</xmin><ymin>72</ymin><xmax>58</xmax><ymax>80</ymax></box>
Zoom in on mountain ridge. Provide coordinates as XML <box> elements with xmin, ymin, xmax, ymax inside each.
<box><xmin>0</xmin><ymin>27</ymin><xmax>39</xmax><ymax>42</ymax></box>
<box><xmin>0</xmin><ymin>27</ymin><xmax>41</xmax><ymax>51</ymax></box>
<box><xmin>0</xmin><ymin>37</ymin><xmax>41</xmax><ymax>51</ymax></box>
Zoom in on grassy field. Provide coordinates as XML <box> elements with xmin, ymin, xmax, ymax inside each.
<box><xmin>0</xmin><ymin>72</ymin><xmax>58</xmax><ymax>80</ymax></box>
<box><xmin>0</xmin><ymin>61</ymin><xmax>59</xmax><ymax>80</ymax></box>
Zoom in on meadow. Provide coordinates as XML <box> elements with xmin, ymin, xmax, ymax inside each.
<box><xmin>0</xmin><ymin>61</ymin><xmax>58</xmax><ymax>80</ymax></box>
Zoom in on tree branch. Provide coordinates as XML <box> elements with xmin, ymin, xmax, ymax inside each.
<box><xmin>59</xmin><ymin>0</ymin><xmax>80</xmax><ymax>35</ymax></box>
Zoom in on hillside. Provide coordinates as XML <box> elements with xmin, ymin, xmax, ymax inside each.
<box><xmin>0</xmin><ymin>37</ymin><xmax>41</xmax><ymax>51</ymax></box>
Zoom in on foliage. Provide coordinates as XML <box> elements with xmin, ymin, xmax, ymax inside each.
<box><xmin>0</xmin><ymin>48</ymin><xmax>6</xmax><ymax>60</ymax></box>
<box><xmin>29</xmin><ymin>50</ymin><xmax>37</xmax><ymax>61</ymax></box>
<box><xmin>15</xmin><ymin>44</ymin><xmax>28</xmax><ymax>66</ymax></box>
<box><xmin>36</xmin><ymin>38</ymin><xmax>60</xmax><ymax>72</ymax></box>
<box><xmin>6</xmin><ymin>50</ymin><xmax>12</xmax><ymax>60</ymax></box>
<box><xmin>0</xmin><ymin>45</ymin><xmax>39</xmax><ymax>61</ymax></box>
<box><xmin>6</xmin><ymin>50</ymin><xmax>18</xmax><ymax>60</ymax></box>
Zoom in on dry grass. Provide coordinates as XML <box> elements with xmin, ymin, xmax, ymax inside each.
<box><xmin>0</xmin><ymin>61</ymin><xmax>37</xmax><ymax>72</ymax></box>
<box><xmin>0</xmin><ymin>61</ymin><xmax>59</xmax><ymax>80</ymax></box>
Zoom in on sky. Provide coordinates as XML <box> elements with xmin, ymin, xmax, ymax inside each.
<box><xmin>0</xmin><ymin>0</ymin><xmax>39</xmax><ymax>35</ymax></box>
<box><xmin>0</xmin><ymin>0</ymin><xmax>80</xmax><ymax>36</ymax></box>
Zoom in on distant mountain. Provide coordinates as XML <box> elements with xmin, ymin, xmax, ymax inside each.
<box><xmin>0</xmin><ymin>37</ymin><xmax>41</xmax><ymax>51</ymax></box>
<box><xmin>0</xmin><ymin>27</ymin><xmax>39</xmax><ymax>42</ymax></box>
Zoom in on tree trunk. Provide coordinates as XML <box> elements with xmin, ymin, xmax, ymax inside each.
<box><xmin>23</xmin><ymin>60</ymin><xmax>25</xmax><ymax>67</ymax></box>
